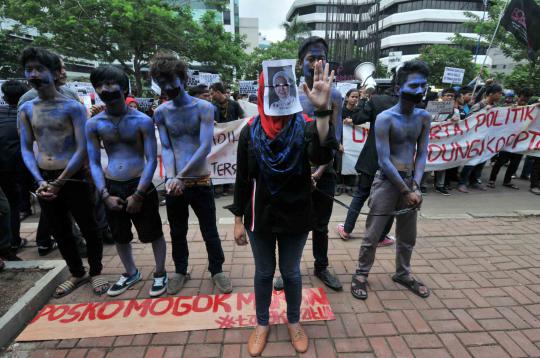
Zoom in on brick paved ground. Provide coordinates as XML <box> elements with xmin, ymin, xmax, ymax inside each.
<box><xmin>4</xmin><ymin>215</ymin><xmax>540</xmax><ymax>357</ymax></box>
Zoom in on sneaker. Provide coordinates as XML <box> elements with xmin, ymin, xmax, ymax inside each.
<box><xmin>38</xmin><ymin>241</ymin><xmax>58</xmax><ymax>256</ymax></box>
<box><xmin>212</xmin><ymin>272</ymin><xmax>233</xmax><ymax>293</ymax></box>
<box><xmin>107</xmin><ymin>269</ymin><xmax>141</xmax><ymax>297</ymax></box>
<box><xmin>530</xmin><ymin>187</ymin><xmax>540</xmax><ymax>195</ymax></box>
<box><xmin>150</xmin><ymin>272</ymin><xmax>168</xmax><ymax>297</ymax></box>
<box><xmin>435</xmin><ymin>186</ymin><xmax>451</xmax><ymax>196</ymax></box>
<box><xmin>167</xmin><ymin>272</ymin><xmax>189</xmax><ymax>295</ymax></box>
<box><xmin>336</xmin><ymin>224</ymin><xmax>350</xmax><ymax>240</ymax></box>
<box><xmin>274</xmin><ymin>276</ymin><xmax>284</xmax><ymax>291</ymax></box>
<box><xmin>314</xmin><ymin>269</ymin><xmax>343</xmax><ymax>291</ymax></box>
<box><xmin>457</xmin><ymin>184</ymin><xmax>469</xmax><ymax>193</ymax></box>
<box><xmin>0</xmin><ymin>250</ymin><xmax>22</xmax><ymax>261</ymax></box>
<box><xmin>378</xmin><ymin>235</ymin><xmax>395</xmax><ymax>247</ymax></box>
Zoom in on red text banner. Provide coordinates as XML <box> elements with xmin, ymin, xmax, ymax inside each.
<box><xmin>17</xmin><ymin>288</ymin><xmax>334</xmax><ymax>341</ymax></box>
<box><xmin>342</xmin><ymin>105</ymin><xmax>540</xmax><ymax>174</ymax></box>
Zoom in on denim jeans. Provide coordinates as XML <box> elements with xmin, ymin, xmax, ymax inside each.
<box><xmin>522</xmin><ymin>156</ymin><xmax>534</xmax><ymax>178</ymax></box>
<box><xmin>247</xmin><ymin>229</ymin><xmax>308</xmax><ymax>325</ymax></box>
<box><xmin>166</xmin><ymin>185</ymin><xmax>224</xmax><ymax>276</ymax></box>
<box><xmin>459</xmin><ymin>162</ymin><xmax>486</xmax><ymax>186</ymax></box>
<box><xmin>39</xmin><ymin>170</ymin><xmax>103</xmax><ymax>277</ymax></box>
<box><xmin>344</xmin><ymin>173</ymin><xmax>394</xmax><ymax>239</ymax></box>
<box><xmin>489</xmin><ymin>152</ymin><xmax>522</xmax><ymax>184</ymax></box>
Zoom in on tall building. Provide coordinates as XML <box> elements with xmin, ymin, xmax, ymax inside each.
<box><xmin>174</xmin><ymin>0</ymin><xmax>240</xmax><ymax>35</ymax></box>
<box><xmin>239</xmin><ymin>17</ymin><xmax>259</xmax><ymax>53</ymax></box>
<box><xmin>286</xmin><ymin>0</ymin><xmax>490</xmax><ymax>69</ymax></box>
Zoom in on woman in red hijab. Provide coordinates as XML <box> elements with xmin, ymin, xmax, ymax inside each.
<box><xmin>229</xmin><ymin>61</ymin><xmax>337</xmax><ymax>356</ymax></box>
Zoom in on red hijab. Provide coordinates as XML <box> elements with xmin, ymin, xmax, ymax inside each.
<box><xmin>256</xmin><ymin>72</ymin><xmax>291</xmax><ymax>140</ymax></box>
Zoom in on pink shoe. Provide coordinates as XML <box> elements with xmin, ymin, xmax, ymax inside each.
<box><xmin>336</xmin><ymin>224</ymin><xmax>350</xmax><ymax>240</ymax></box>
<box><xmin>378</xmin><ymin>235</ymin><xmax>395</xmax><ymax>247</ymax></box>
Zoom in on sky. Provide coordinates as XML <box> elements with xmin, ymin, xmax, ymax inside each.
<box><xmin>239</xmin><ymin>0</ymin><xmax>296</xmax><ymax>43</ymax></box>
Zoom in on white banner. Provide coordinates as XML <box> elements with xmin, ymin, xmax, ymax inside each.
<box><xmin>342</xmin><ymin>105</ymin><xmax>540</xmax><ymax>174</ymax></box>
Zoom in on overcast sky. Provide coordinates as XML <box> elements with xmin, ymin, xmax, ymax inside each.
<box><xmin>239</xmin><ymin>0</ymin><xmax>296</xmax><ymax>43</ymax></box>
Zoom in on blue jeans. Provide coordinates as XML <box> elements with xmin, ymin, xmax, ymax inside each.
<box><xmin>459</xmin><ymin>162</ymin><xmax>486</xmax><ymax>186</ymax></box>
<box><xmin>247</xmin><ymin>230</ymin><xmax>308</xmax><ymax>325</ymax></box>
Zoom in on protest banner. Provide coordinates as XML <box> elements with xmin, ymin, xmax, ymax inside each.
<box><xmin>17</xmin><ymin>288</ymin><xmax>334</xmax><ymax>341</ymax></box>
<box><xmin>342</xmin><ymin>105</ymin><xmax>540</xmax><ymax>173</ymax></box>
<box><xmin>442</xmin><ymin>67</ymin><xmax>465</xmax><ymax>85</ymax></box>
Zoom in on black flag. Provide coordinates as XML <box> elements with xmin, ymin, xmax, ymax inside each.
<box><xmin>500</xmin><ymin>0</ymin><xmax>540</xmax><ymax>57</ymax></box>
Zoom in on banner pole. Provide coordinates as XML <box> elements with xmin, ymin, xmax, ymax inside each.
<box><xmin>472</xmin><ymin>0</ymin><xmax>511</xmax><ymax>96</ymax></box>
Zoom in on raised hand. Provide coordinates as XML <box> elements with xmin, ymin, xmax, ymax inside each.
<box><xmin>302</xmin><ymin>60</ymin><xmax>335</xmax><ymax>111</ymax></box>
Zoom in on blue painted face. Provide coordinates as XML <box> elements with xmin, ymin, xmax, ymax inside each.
<box><xmin>95</xmin><ymin>82</ymin><xmax>124</xmax><ymax>104</ymax></box>
<box><xmin>302</xmin><ymin>44</ymin><xmax>327</xmax><ymax>80</ymax></box>
<box><xmin>398</xmin><ymin>73</ymin><xmax>427</xmax><ymax>104</ymax></box>
<box><xmin>24</xmin><ymin>60</ymin><xmax>55</xmax><ymax>89</ymax></box>
<box><xmin>155</xmin><ymin>76</ymin><xmax>184</xmax><ymax>100</ymax></box>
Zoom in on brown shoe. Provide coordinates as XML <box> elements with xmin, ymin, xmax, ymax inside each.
<box><xmin>287</xmin><ymin>323</ymin><xmax>309</xmax><ymax>353</ymax></box>
<box><xmin>248</xmin><ymin>325</ymin><xmax>270</xmax><ymax>357</ymax></box>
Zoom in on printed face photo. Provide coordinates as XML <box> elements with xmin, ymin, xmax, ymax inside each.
<box><xmin>262</xmin><ymin>59</ymin><xmax>303</xmax><ymax>116</ymax></box>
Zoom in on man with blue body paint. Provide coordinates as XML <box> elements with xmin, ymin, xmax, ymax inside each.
<box><xmin>275</xmin><ymin>37</ymin><xmax>344</xmax><ymax>292</ymax></box>
<box><xmin>18</xmin><ymin>47</ymin><xmax>106</xmax><ymax>297</ymax></box>
<box><xmin>86</xmin><ymin>65</ymin><xmax>168</xmax><ymax>297</ymax></box>
<box><xmin>351</xmin><ymin>60</ymin><xmax>431</xmax><ymax>300</ymax></box>
<box><xmin>150</xmin><ymin>53</ymin><xmax>232</xmax><ymax>295</ymax></box>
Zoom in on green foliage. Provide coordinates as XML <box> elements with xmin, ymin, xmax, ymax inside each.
<box><xmin>2</xmin><ymin>0</ymin><xmax>246</xmax><ymax>94</ymax></box>
<box><xmin>0</xmin><ymin>28</ymin><xmax>28</xmax><ymax>78</ymax></box>
<box><xmin>282</xmin><ymin>18</ymin><xmax>310</xmax><ymax>42</ymax></box>
<box><xmin>419</xmin><ymin>45</ymin><xmax>476</xmax><ymax>87</ymax></box>
<box><xmin>239</xmin><ymin>40</ymin><xmax>299</xmax><ymax>79</ymax></box>
<box><xmin>454</xmin><ymin>0</ymin><xmax>540</xmax><ymax>63</ymax></box>
<box><xmin>504</xmin><ymin>64</ymin><xmax>540</xmax><ymax>93</ymax></box>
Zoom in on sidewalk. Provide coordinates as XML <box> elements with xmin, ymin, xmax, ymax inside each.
<box><xmin>5</xmin><ymin>214</ymin><xmax>540</xmax><ymax>357</ymax></box>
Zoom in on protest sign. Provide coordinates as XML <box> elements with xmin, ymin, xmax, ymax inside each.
<box><xmin>342</xmin><ymin>105</ymin><xmax>540</xmax><ymax>173</ymax></box>
<box><xmin>17</xmin><ymin>288</ymin><xmax>334</xmax><ymax>341</ymax></box>
<box><xmin>442</xmin><ymin>67</ymin><xmax>465</xmax><ymax>84</ymax></box>
<box><xmin>425</xmin><ymin>100</ymin><xmax>455</xmax><ymax>115</ymax></box>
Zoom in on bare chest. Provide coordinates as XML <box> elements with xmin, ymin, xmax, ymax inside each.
<box><xmin>31</xmin><ymin>105</ymin><xmax>73</xmax><ymax>135</ymax></box>
<box><xmin>96</xmin><ymin>119</ymin><xmax>141</xmax><ymax>147</ymax></box>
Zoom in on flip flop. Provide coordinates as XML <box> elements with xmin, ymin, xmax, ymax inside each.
<box><xmin>392</xmin><ymin>274</ymin><xmax>430</xmax><ymax>298</ymax></box>
<box><xmin>53</xmin><ymin>275</ymin><xmax>90</xmax><ymax>298</ymax></box>
<box><xmin>91</xmin><ymin>275</ymin><xmax>110</xmax><ymax>296</ymax></box>
<box><xmin>351</xmin><ymin>275</ymin><xmax>368</xmax><ymax>300</ymax></box>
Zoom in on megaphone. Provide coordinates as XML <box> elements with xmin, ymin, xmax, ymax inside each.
<box><xmin>354</xmin><ymin>62</ymin><xmax>377</xmax><ymax>94</ymax></box>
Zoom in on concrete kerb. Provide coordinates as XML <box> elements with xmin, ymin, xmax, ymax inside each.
<box><xmin>0</xmin><ymin>260</ymin><xmax>69</xmax><ymax>349</ymax></box>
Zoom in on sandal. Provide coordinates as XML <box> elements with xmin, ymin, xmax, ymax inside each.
<box><xmin>351</xmin><ymin>275</ymin><xmax>368</xmax><ymax>300</ymax></box>
<box><xmin>91</xmin><ymin>275</ymin><xmax>110</xmax><ymax>296</ymax></box>
<box><xmin>53</xmin><ymin>275</ymin><xmax>90</xmax><ymax>298</ymax></box>
<box><xmin>392</xmin><ymin>274</ymin><xmax>430</xmax><ymax>298</ymax></box>
<box><xmin>503</xmin><ymin>183</ymin><xmax>520</xmax><ymax>190</ymax></box>
<box><xmin>487</xmin><ymin>181</ymin><xmax>495</xmax><ymax>189</ymax></box>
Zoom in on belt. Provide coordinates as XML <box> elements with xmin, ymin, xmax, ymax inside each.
<box><xmin>377</xmin><ymin>169</ymin><xmax>414</xmax><ymax>179</ymax></box>
<box><xmin>183</xmin><ymin>175</ymin><xmax>211</xmax><ymax>187</ymax></box>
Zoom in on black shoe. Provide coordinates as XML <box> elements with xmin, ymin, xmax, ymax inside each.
<box><xmin>435</xmin><ymin>186</ymin><xmax>450</xmax><ymax>196</ymax></box>
<box><xmin>38</xmin><ymin>241</ymin><xmax>58</xmax><ymax>256</ymax></box>
<box><xmin>0</xmin><ymin>250</ymin><xmax>22</xmax><ymax>261</ymax></box>
<box><xmin>315</xmin><ymin>269</ymin><xmax>343</xmax><ymax>291</ymax></box>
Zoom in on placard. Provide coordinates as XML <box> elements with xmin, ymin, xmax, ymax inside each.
<box><xmin>442</xmin><ymin>67</ymin><xmax>465</xmax><ymax>84</ymax></box>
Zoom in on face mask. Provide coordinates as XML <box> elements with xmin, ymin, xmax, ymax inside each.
<box><xmin>28</xmin><ymin>79</ymin><xmax>44</xmax><ymax>88</ymax></box>
<box><xmin>166</xmin><ymin>87</ymin><xmax>181</xmax><ymax>100</ymax></box>
<box><xmin>98</xmin><ymin>89</ymin><xmax>122</xmax><ymax>102</ymax></box>
<box><xmin>401</xmin><ymin>92</ymin><xmax>424</xmax><ymax>104</ymax></box>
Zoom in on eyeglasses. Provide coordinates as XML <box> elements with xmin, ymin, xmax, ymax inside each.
<box><xmin>274</xmin><ymin>84</ymin><xmax>290</xmax><ymax>89</ymax></box>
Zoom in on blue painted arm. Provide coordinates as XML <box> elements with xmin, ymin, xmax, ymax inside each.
<box><xmin>85</xmin><ymin>119</ymin><xmax>106</xmax><ymax>193</ymax></box>
<box><xmin>154</xmin><ymin>110</ymin><xmax>177</xmax><ymax>179</ymax></box>
<box><xmin>137</xmin><ymin>117</ymin><xmax>158</xmax><ymax>192</ymax></box>
<box><xmin>179</xmin><ymin>103</ymin><xmax>214</xmax><ymax>177</ymax></box>
<box><xmin>413</xmin><ymin>113</ymin><xmax>431</xmax><ymax>186</ymax></box>
<box><xmin>375</xmin><ymin>112</ymin><xmax>409</xmax><ymax>193</ymax></box>
<box><xmin>57</xmin><ymin>102</ymin><xmax>88</xmax><ymax>181</ymax></box>
<box><xmin>18</xmin><ymin>105</ymin><xmax>44</xmax><ymax>184</ymax></box>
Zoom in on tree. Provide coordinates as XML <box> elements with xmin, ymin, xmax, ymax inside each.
<box><xmin>239</xmin><ymin>40</ymin><xmax>298</xmax><ymax>79</ymax></box>
<box><xmin>2</xmin><ymin>0</ymin><xmax>246</xmax><ymax>95</ymax></box>
<box><xmin>419</xmin><ymin>45</ymin><xmax>477</xmax><ymax>87</ymax></box>
<box><xmin>504</xmin><ymin>64</ymin><xmax>540</xmax><ymax>93</ymax></box>
<box><xmin>282</xmin><ymin>18</ymin><xmax>310</xmax><ymax>42</ymax></box>
<box><xmin>0</xmin><ymin>28</ymin><xmax>28</xmax><ymax>78</ymax></box>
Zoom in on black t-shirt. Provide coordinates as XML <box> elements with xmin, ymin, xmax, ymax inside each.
<box><xmin>214</xmin><ymin>99</ymin><xmax>245</xmax><ymax>123</ymax></box>
<box><xmin>0</xmin><ymin>105</ymin><xmax>22</xmax><ymax>173</ymax></box>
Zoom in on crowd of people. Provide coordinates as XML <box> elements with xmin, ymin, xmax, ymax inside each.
<box><xmin>0</xmin><ymin>35</ymin><xmax>539</xmax><ymax>355</ymax></box>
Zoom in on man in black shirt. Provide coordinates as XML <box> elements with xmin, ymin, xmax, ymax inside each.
<box><xmin>210</xmin><ymin>82</ymin><xmax>245</xmax><ymax>123</ymax></box>
<box><xmin>0</xmin><ymin>80</ymin><xmax>30</xmax><ymax>254</ymax></box>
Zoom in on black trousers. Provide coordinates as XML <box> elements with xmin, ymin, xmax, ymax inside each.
<box><xmin>531</xmin><ymin>157</ymin><xmax>540</xmax><ymax>188</ymax></box>
<box><xmin>166</xmin><ymin>185</ymin><xmax>225</xmax><ymax>276</ymax></box>
<box><xmin>489</xmin><ymin>152</ymin><xmax>523</xmax><ymax>184</ymax></box>
<box><xmin>0</xmin><ymin>187</ymin><xmax>11</xmax><ymax>252</ymax></box>
<box><xmin>0</xmin><ymin>172</ymin><xmax>21</xmax><ymax>248</ymax></box>
<box><xmin>311</xmin><ymin>172</ymin><xmax>336</xmax><ymax>272</ymax></box>
<box><xmin>39</xmin><ymin>169</ymin><xmax>102</xmax><ymax>277</ymax></box>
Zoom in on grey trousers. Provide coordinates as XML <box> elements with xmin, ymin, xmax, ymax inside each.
<box><xmin>356</xmin><ymin>172</ymin><xmax>417</xmax><ymax>279</ymax></box>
